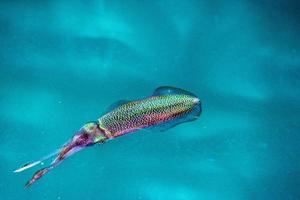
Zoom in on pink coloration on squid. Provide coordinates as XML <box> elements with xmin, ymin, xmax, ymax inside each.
<box><xmin>14</xmin><ymin>86</ymin><xmax>202</xmax><ymax>187</ymax></box>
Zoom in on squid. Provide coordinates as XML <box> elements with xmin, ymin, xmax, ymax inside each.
<box><xmin>14</xmin><ymin>86</ymin><xmax>202</xmax><ymax>187</ymax></box>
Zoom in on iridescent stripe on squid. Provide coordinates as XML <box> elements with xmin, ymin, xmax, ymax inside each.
<box><xmin>98</xmin><ymin>94</ymin><xmax>200</xmax><ymax>138</ymax></box>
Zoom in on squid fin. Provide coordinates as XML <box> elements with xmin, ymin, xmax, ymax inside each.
<box><xmin>105</xmin><ymin>100</ymin><xmax>130</xmax><ymax>112</ymax></box>
<box><xmin>153</xmin><ymin>86</ymin><xmax>198</xmax><ymax>97</ymax></box>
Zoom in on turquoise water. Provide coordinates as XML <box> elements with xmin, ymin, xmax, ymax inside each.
<box><xmin>1</xmin><ymin>1</ymin><xmax>300</xmax><ymax>199</ymax></box>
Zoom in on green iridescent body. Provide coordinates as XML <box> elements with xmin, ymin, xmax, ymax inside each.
<box><xmin>99</xmin><ymin>93</ymin><xmax>200</xmax><ymax>138</ymax></box>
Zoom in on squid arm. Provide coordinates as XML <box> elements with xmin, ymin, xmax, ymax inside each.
<box><xmin>14</xmin><ymin>141</ymin><xmax>85</xmax><ymax>188</ymax></box>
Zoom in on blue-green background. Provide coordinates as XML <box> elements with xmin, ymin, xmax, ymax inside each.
<box><xmin>1</xmin><ymin>1</ymin><xmax>299</xmax><ymax>199</ymax></box>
